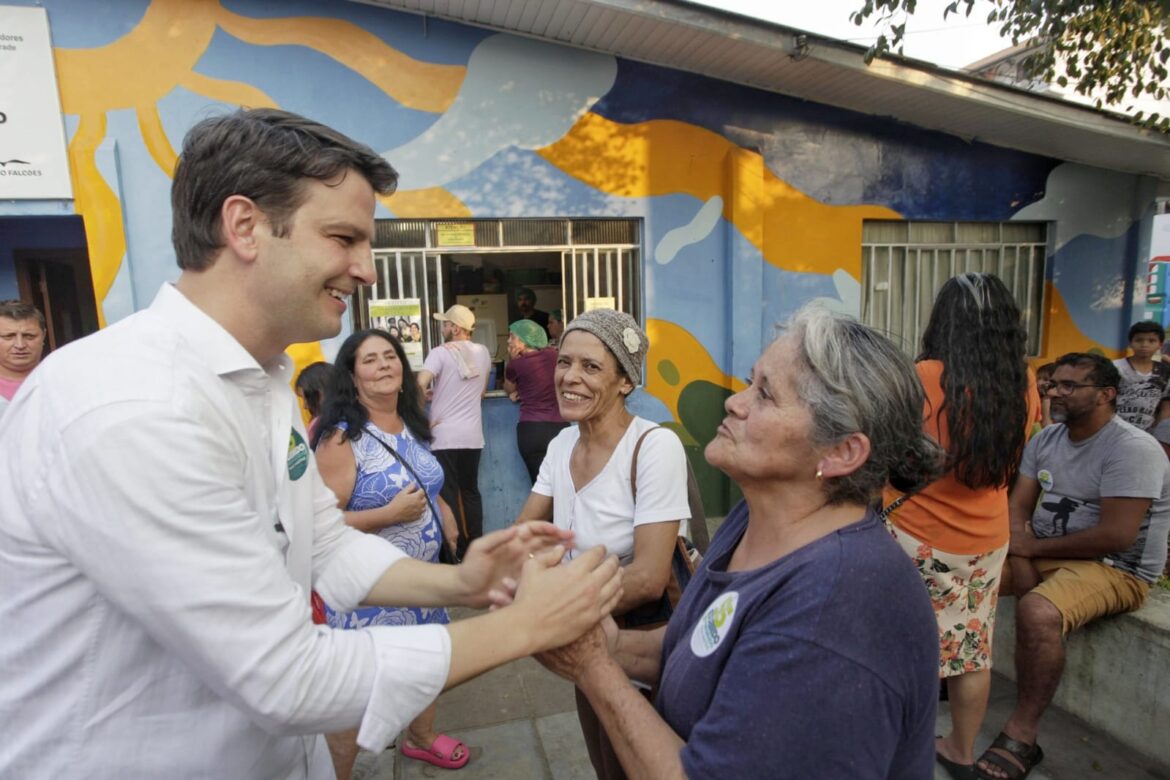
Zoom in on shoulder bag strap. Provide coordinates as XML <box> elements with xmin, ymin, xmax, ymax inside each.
<box><xmin>629</xmin><ymin>425</ymin><xmax>699</xmax><ymax>579</ymax></box>
<box><xmin>629</xmin><ymin>425</ymin><xmax>659</xmax><ymax>504</ymax></box>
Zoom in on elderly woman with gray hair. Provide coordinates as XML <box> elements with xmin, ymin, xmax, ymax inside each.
<box><xmin>535</xmin><ymin>306</ymin><xmax>943</xmax><ymax>779</ymax></box>
<box><xmin>513</xmin><ymin>308</ymin><xmax>692</xmax><ymax>779</ymax></box>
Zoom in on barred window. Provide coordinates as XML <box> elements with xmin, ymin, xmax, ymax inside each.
<box><xmin>860</xmin><ymin>221</ymin><xmax>1048</xmax><ymax>355</ymax></box>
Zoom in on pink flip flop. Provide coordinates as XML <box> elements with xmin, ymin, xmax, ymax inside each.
<box><xmin>400</xmin><ymin>733</ymin><xmax>471</xmax><ymax>769</ymax></box>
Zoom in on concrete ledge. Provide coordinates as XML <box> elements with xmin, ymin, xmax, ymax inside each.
<box><xmin>992</xmin><ymin>586</ymin><xmax>1170</xmax><ymax>766</ymax></box>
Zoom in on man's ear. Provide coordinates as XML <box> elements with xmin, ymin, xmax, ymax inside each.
<box><xmin>817</xmin><ymin>432</ymin><xmax>871</xmax><ymax>480</ymax></box>
<box><xmin>221</xmin><ymin>195</ymin><xmax>263</xmax><ymax>263</ymax></box>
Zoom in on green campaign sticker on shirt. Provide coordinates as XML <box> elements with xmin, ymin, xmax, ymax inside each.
<box><xmin>287</xmin><ymin>429</ymin><xmax>309</xmax><ymax>481</ymax></box>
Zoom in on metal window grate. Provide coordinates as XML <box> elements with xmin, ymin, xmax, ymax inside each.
<box><xmin>375</xmin><ymin>220</ymin><xmax>428</xmax><ymax>248</ymax></box>
<box><xmin>572</xmin><ymin>219</ymin><xmax>639</xmax><ymax>245</ymax></box>
<box><xmin>503</xmin><ymin>219</ymin><xmax>569</xmax><ymax>246</ymax></box>
<box><xmin>860</xmin><ymin>220</ymin><xmax>1048</xmax><ymax>356</ymax></box>
<box><xmin>373</xmin><ymin>218</ymin><xmax>638</xmax><ymax>250</ymax></box>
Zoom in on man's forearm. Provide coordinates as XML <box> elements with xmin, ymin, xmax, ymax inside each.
<box><xmin>364</xmin><ymin>558</ymin><xmax>472</xmax><ymax>609</ymax></box>
<box><xmin>443</xmin><ymin>609</ymin><xmax>538</xmax><ymax>688</ymax></box>
<box><xmin>1027</xmin><ymin>525</ymin><xmax>1136</xmax><ymax>560</ymax></box>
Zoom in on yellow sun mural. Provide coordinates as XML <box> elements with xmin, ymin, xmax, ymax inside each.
<box><xmin>52</xmin><ymin>0</ymin><xmax>466</xmax><ymax>386</ymax></box>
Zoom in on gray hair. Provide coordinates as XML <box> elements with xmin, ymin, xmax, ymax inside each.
<box><xmin>783</xmin><ymin>305</ymin><xmax>943</xmax><ymax>505</ymax></box>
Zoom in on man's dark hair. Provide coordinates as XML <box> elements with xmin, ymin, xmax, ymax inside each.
<box><xmin>0</xmin><ymin>300</ymin><xmax>46</xmax><ymax>331</ymax></box>
<box><xmin>1054</xmin><ymin>352</ymin><xmax>1121</xmax><ymax>394</ymax></box>
<box><xmin>1128</xmin><ymin>320</ymin><xmax>1165</xmax><ymax>343</ymax></box>
<box><xmin>171</xmin><ymin>108</ymin><xmax>398</xmax><ymax>271</ymax></box>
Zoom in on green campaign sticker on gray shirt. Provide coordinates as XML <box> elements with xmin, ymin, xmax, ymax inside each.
<box><xmin>287</xmin><ymin>428</ymin><xmax>309</xmax><ymax>480</ymax></box>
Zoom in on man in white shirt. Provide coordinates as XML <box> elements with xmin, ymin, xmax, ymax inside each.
<box><xmin>0</xmin><ymin>108</ymin><xmax>620</xmax><ymax>779</ymax></box>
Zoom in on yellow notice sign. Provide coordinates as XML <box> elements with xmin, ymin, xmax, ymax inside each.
<box><xmin>584</xmin><ymin>297</ymin><xmax>616</xmax><ymax>312</ymax></box>
<box><xmin>436</xmin><ymin>223</ymin><xmax>475</xmax><ymax>247</ymax></box>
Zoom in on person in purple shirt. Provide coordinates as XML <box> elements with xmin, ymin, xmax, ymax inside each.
<box><xmin>418</xmin><ymin>305</ymin><xmax>492</xmax><ymax>555</ymax></box>
<box><xmin>504</xmin><ymin>319</ymin><xmax>568</xmax><ymax>483</ymax></box>
<box><xmin>535</xmin><ymin>305</ymin><xmax>942</xmax><ymax>779</ymax></box>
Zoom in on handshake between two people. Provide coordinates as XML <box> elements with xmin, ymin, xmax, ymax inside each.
<box><xmin>419</xmin><ymin>522</ymin><xmax>624</xmax><ymax>690</ymax></box>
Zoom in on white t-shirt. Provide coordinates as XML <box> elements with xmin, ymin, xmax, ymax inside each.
<box><xmin>534</xmin><ymin>416</ymin><xmax>691</xmax><ymax>563</ymax></box>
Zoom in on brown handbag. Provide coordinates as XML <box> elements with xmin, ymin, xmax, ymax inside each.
<box><xmin>615</xmin><ymin>427</ymin><xmax>703</xmax><ymax>630</ymax></box>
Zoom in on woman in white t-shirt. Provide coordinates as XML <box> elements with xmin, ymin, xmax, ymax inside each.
<box><xmin>513</xmin><ymin>308</ymin><xmax>690</xmax><ymax>780</ymax></box>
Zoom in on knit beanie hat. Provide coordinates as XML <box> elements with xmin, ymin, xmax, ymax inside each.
<box><xmin>562</xmin><ymin>309</ymin><xmax>648</xmax><ymax>385</ymax></box>
<box><xmin>509</xmin><ymin>319</ymin><xmax>548</xmax><ymax>349</ymax></box>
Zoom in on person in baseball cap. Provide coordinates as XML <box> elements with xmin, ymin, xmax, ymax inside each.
<box><xmin>432</xmin><ymin>304</ymin><xmax>476</xmax><ymax>334</ymax></box>
<box><xmin>419</xmin><ymin>302</ymin><xmax>492</xmax><ymax>557</ymax></box>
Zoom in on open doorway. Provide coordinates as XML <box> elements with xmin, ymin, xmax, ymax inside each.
<box><xmin>0</xmin><ymin>215</ymin><xmax>96</xmax><ymax>353</ymax></box>
<box><xmin>356</xmin><ymin>218</ymin><xmax>642</xmax><ymax>391</ymax></box>
<box><xmin>15</xmin><ymin>247</ymin><xmax>100</xmax><ymax>350</ymax></box>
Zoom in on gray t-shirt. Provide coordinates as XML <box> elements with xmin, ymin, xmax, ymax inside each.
<box><xmin>1020</xmin><ymin>415</ymin><xmax>1170</xmax><ymax>583</ymax></box>
<box><xmin>1112</xmin><ymin>358</ymin><xmax>1170</xmax><ymax>432</ymax></box>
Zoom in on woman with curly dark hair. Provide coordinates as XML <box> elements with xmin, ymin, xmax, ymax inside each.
<box><xmin>882</xmin><ymin>272</ymin><xmax>1039</xmax><ymax>780</ymax></box>
<box><xmin>314</xmin><ymin>329</ymin><xmax>468</xmax><ymax>775</ymax></box>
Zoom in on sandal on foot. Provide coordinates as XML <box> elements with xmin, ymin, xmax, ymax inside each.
<box><xmin>937</xmin><ymin>751</ymin><xmax>977</xmax><ymax>780</ymax></box>
<box><xmin>400</xmin><ymin>733</ymin><xmax>471</xmax><ymax>770</ymax></box>
<box><xmin>976</xmin><ymin>732</ymin><xmax>1044</xmax><ymax>780</ymax></box>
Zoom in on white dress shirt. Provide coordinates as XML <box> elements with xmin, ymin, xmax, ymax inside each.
<box><xmin>0</xmin><ymin>284</ymin><xmax>451</xmax><ymax>779</ymax></box>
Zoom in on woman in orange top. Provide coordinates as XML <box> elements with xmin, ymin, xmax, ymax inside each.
<box><xmin>883</xmin><ymin>273</ymin><xmax>1039</xmax><ymax>780</ymax></box>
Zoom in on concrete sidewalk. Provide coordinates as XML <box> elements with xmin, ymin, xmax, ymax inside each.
<box><xmin>353</xmin><ymin>611</ymin><xmax>1170</xmax><ymax>780</ymax></box>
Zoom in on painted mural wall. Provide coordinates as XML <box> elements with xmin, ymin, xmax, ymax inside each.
<box><xmin>2</xmin><ymin>0</ymin><xmax>1157</xmax><ymax>517</ymax></box>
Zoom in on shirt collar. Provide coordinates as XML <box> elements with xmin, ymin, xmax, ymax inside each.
<box><xmin>149</xmin><ymin>284</ymin><xmax>293</xmax><ymax>383</ymax></box>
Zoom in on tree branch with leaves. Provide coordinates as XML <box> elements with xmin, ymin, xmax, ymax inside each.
<box><xmin>851</xmin><ymin>0</ymin><xmax>1170</xmax><ymax>131</ymax></box>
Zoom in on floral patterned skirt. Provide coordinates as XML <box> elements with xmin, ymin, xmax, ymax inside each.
<box><xmin>889</xmin><ymin>524</ymin><xmax>1008</xmax><ymax>677</ymax></box>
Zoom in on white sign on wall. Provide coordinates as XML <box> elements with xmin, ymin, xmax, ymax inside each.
<box><xmin>0</xmin><ymin>5</ymin><xmax>72</xmax><ymax>199</ymax></box>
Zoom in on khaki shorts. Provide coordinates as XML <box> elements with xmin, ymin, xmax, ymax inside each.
<box><xmin>1031</xmin><ymin>558</ymin><xmax>1149</xmax><ymax>635</ymax></box>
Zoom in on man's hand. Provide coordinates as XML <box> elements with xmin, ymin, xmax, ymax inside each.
<box><xmin>441</xmin><ymin>545</ymin><xmax>622</xmax><ymax>690</ymax></box>
<box><xmin>511</xmin><ymin>545</ymin><xmax>623</xmax><ymax>654</ymax></box>
<box><xmin>1007</xmin><ymin>555</ymin><xmax>1042</xmax><ymax>597</ymax></box>
<box><xmin>454</xmin><ymin>522</ymin><xmax>575</xmax><ymax>608</ymax></box>
<box><xmin>1008</xmin><ymin>521</ymin><xmax>1037</xmax><ymax>558</ymax></box>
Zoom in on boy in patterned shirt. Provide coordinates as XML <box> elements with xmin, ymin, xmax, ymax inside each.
<box><xmin>1113</xmin><ymin>320</ymin><xmax>1170</xmax><ymax>432</ymax></box>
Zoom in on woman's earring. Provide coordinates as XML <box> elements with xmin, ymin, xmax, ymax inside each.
<box><xmin>815</xmin><ymin>467</ymin><xmax>823</xmax><ymax>480</ymax></box>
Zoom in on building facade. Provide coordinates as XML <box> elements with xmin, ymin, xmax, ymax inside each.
<box><xmin>2</xmin><ymin>0</ymin><xmax>1166</xmax><ymax>521</ymax></box>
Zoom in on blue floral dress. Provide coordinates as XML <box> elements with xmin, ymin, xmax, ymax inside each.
<box><xmin>325</xmin><ymin>421</ymin><xmax>449</xmax><ymax>629</ymax></box>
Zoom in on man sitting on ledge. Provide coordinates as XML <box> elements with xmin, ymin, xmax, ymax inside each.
<box><xmin>978</xmin><ymin>352</ymin><xmax>1170</xmax><ymax>780</ymax></box>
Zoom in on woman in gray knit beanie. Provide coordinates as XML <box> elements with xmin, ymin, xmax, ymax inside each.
<box><xmin>511</xmin><ymin>307</ymin><xmax>691</xmax><ymax>780</ymax></box>
<box><xmin>561</xmin><ymin>308</ymin><xmax>648</xmax><ymax>386</ymax></box>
